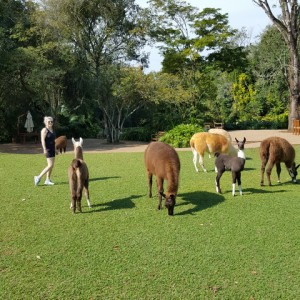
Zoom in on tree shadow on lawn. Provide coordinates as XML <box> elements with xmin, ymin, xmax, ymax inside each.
<box><xmin>83</xmin><ymin>194</ymin><xmax>141</xmax><ymax>213</ymax></box>
<box><xmin>176</xmin><ymin>191</ymin><xmax>224</xmax><ymax>216</ymax></box>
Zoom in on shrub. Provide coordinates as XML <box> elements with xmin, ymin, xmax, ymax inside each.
<box><xmin>121</xmin><ymin>127</ymin><xmax>151</xmax><ymax>142</ymax></box>
<box><xmin>160</xmin><ymin>124</ymin><xmax>203</xmax><ymax>148</ymax></box>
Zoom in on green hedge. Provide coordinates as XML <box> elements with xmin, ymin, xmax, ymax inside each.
<box><xmin>160</xmin><ymin>124</ymin><xmax>203</xmax><ymax>148</ymax></box>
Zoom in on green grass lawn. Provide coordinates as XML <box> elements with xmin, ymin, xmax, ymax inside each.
<box><xmin>1</xmin><ymin>146</ymin><xmax>300</xmax><ymax>299</ymax></box>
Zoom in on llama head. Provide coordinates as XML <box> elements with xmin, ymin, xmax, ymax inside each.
<box><xmin>288</xmin><ymin>162</ymin><xmax>300</xmax><ymax>183</ymax></box>
<box><xmin>160</xmin><ymin>192</ymin><xmax>176</xmax><ymax>216</ymax></box>
<box><xmin>235</xmin><ymin>137</ymin><xmax>246</xmax><ymax>150</ymax></box>
<box><xmin>72</xmin><ymin>137</ymin><xmax>83</xmax><ymax>149</ymax></box>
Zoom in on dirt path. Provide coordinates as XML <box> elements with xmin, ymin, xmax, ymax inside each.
<box><xmin>0</xmin><ymin>129</ymin><xmax>299</xmax><ymax>154</ymax></box>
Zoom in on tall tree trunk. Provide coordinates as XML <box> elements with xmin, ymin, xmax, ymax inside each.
<box><xmin>288</xmin><ymin>48</ymin><xmax>300</xmax><ymax>130</ymax></box>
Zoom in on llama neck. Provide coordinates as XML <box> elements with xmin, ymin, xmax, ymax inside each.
<box><xmin>237</xmin><ymin>149</ymin><xmax>245</xmax><ymax>159</ymax></box>
<box><xmin>75</xmin><ymin>146</ymin><xmax>84</xmax><ymax>160</ymax></box>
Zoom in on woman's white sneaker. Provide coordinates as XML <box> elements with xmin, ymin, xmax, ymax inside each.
<box><xmin>44</xmin><ymin>179</ymin><xmax>54</xmax><ymax>185</ymax></box>
<box><xmin>34</xmin><ymin>176</ymin><xmax>40</xmax><ymax>186</ymax></box>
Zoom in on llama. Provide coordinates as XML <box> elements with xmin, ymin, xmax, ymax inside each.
<box><xmin>209</xmin><ymin>128</ymin><xmax>237</xmax><ymax>156</ymax></box>
<box><xmin>215</xmin><ymin>152</ymin><xmax>246</xmax><ymax>196</ymax></box>
<box><xmin>190</xmin><ymin>132</ymin><xmax>236</xmax><ymax>172</ymax></box>
<box><xmin>144</xmin><ymin>141</ymin><xmax>180</xmax><ymax>216</ymax></box>
<box><xmin>68</xmin><ymin>137</ymin><xmax>91</xmax><ymax>213</ymax></box>
<box><xmin>55</xmin><ymin>136</ymin><xmax>67</xmax><ymax>154</ymax></box>
<box><xmin>260</xmin><ymin>136</ymin><xmax>299</xmax><ymax>186</ymax></box>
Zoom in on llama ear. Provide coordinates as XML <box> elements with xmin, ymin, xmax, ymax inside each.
<box><xmin>79</xmin><ymin>137</ymin><xmax>83</xmax><ymax>145</ymax></box>
<box><xmin>235</xmin><ymin>138</ymin><xmax>238</xmax><ymax>143</ymax></box>
<box><xmin>72</xmin><ymin>137</ymin><xmax>76</xmax><ymax>145</ymax></box>
<box><xmin>243</xmin><ymin>137</ymin><xmax>246</xmax><ymax>143</ymax></box>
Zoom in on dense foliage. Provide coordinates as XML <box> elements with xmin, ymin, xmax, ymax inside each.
<box><xmin>0</xmin><ymin>0</ymin><xmax>296</xmax><ymax>143</ymax></box>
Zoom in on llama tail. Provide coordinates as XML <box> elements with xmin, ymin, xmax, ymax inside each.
<box><xmin>71</xmin><ymin>159</ymin><xmax>82</xmax><ymax>169</ymax></box>
<box><xmin>190</xmin><ymin>138</ymin><xmax>195</xmax><ymax>149</ymax></box>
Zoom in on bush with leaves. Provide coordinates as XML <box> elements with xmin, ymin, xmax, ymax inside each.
<box><xmin>121</xmin><ymin>127</ymin><xmax>152</xmax><ymax>142</ymax></box>
<box><xmin>160</xmin><ymin>124</ymin><xmax>203</xmax><ymax>148</ymax></box>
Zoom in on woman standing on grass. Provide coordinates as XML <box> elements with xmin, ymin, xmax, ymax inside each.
<box><xmin>34</xmin><ymin>116</ymin><xmax>56</xmax><ymax>186</ymax></box>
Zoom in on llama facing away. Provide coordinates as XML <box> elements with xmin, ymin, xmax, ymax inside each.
<box><xmin>144</xmin><ymin>141</ymin><xmax>180</xmax><ymax>216</ymax></box>
<box><xmin>190</xmin><ymin>132</ymin><xmax>236</xmax><ymax>172</ymax></box>
<box><xmin>55</xmin><ymin>136</ymin><xmax>68</xmax><ymax>154</ymax></box>
<box><xmin>68</xmin><ymin>137</ymin><xmax>91</xmax><ymax>213</ymax></box>
<box><xmin>215</xmin><ymin>152</ymin><xmax>246</xmax><ymax>196</ymax></box>
<box><xmin>260</xmin><ymin>136</ymin><xmax>299</xmax><ymax>186</ymax></box>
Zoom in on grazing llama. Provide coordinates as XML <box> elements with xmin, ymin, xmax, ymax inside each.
<box><xmin>190</xmin><ymin>132</ymin><xmax>236</xmax><ymax>172</ymax></box>
<box><xmin>260</xmin><ymin>136</ymin><xmax>299</xmax><ymax>186</ymax></box>
<box><xmin>214</xmin><ymin>137</ymin><xmax>246</xmax><ymax>196</ymax></box>
<box><xmin>68</xmin><ymin>137</ymin><xmax>92</xmax><ymax>213</ymax></box>
<box><xmin>144</xmin><ymin>141</ymin><xmax>180</xmax><ymax>216</ymax></box>
<box><xmin>55</xmin><ymin>136</ymin><xmax>67</xmax><ymax>154</ymax></box>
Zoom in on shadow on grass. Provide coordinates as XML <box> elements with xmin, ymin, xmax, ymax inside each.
<box><xmin>89</xmin><ymin>176</ymin><xmax>120</xmax><ymax>182</ymax></box>
<box><xmin>176</xmin><ymin>191</ymin><xmax>224</xmax><ymax>215</ymax></box>
<box><xmin>84</xmin><ymin>194</ymin><xmax>141</xmax><ymax>213</ymax></box>
<box><xmin>58</xmin><ymin>176</ymin><xmax>120</xmax><ymax>185</ymax></box>
<box><xmin>239</xmin><ymin>188</ymin><xmax>287</xmax><ymax>195</ymax></box>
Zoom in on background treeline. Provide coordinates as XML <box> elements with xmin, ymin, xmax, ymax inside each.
<box><xmin>0</xmin><ymin>0</ymin><xmax>291</xmax><ymax>143</ymax></box>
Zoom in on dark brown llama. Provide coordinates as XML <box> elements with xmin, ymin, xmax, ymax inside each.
<box><xmin>260</xmin><ymin>136</ymin><xmax>299</xmax><ymax>186</ymax></box>
<box><xmin>144</xmin><ymin>141</ymin><xmax>180</xmax><ymax>216</ymax></box>
<box><xmin>55</xmin><ymin>136</ymin><xmax>67</xmax><ymax>154</ymax></box>
<box><xmin>68</xmin><ymin>137</ymin><xmax>91</xmax><ymax>213</ymax></box>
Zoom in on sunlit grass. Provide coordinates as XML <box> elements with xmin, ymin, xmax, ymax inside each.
<box><xmin>1</xmin><ymin>146</ymin><xmax>300</xmax><ymax>299</ymax></box>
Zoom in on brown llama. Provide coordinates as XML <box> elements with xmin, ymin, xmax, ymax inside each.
<box><xmin>260</xmin><ymin>136</ymin><xmax>299</xmax><ymax>186</ymax></box>
<box><xmin>190</xmin><ymin>132</ymin><xmax>236</xmax><ymax>172</ymax></box>
<box><xmin>68</xmin><ymin>137</ymin><xmax>91</xmax><ymax>213</ymax></box>
<box><xmin>55</xmin><ymin>136</ymin><xmax>68</xmax><ymax>154</ymax></box>
<box><xmin>144</xmin><ymin>141</ymin><xmax>180</xmax><ymax>216</ymax></box>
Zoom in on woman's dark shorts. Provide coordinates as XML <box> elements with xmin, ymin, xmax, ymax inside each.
<box><xmin>46</xmin><ymin>148</ymin><xmax>55</xmax><ymax>158</ymax></box>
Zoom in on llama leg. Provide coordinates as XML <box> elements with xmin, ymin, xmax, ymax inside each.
<box><xmin>232</xmin><ymin>172</ymin><xmax>237</xmax><ymax>196</ymax></box>
<box><xmin>199</xmin><ymin>154</ymin><xmax>207</xmax><ymax>172</ymax></box>
<box><xmin>147</xmin><ymin>173</ymin><xmax>153</xmax><ymax>198</ymax></box>
<box><xmin>260</xmin><ymin>156</ymin><xmax>268</xmax><ymax>186</ymax></box>
<box><xmin>77</xmin><ymin>199</ymin><xmax>82</xmax><ymax>213</ymax></box>
<box><xmin>83</xmin><ymin>179</ymin><xmax>92</xmax><ymax>208</ymax></box>
<box><xmin>237</xmin><ymin>172</ymin><xmax>242</xmax><ymax>195</ymax></box>
<box><xmin>84</xmin><ymin>187</ymin><xmax>92</xmax><ymax>208</ymax></box>
<box><xmin>76</xmin><ymin>191</ymin><xmax>82</xmax><ymax>213</ymax></box>
<box><xmin>156</xmin><ymin>178</ymin><xmax>164</xmax><ymax>210</ymax></box>
<box><xmin>215</xmin><ymin>171</ymin><xmax>223</xmax><ymax>193</ymax></box>
<box><xmin>276</xmin><ymin>162</ymin><xmax>281</xmax><ymax>183</ymax></box>
<box><xmin>192</xmin><ymin>149</ymin><xmax>199</xmax><ymax>172</ymax></box>
<box><xmin>71</xmin><ymin>195</ymin><xmax>76</xmax><ymax>213</ymax></box>
<box><xmin>266</xmin><ymin>161</ymin><xmax>274</xmax><ymax>186</ymax></box>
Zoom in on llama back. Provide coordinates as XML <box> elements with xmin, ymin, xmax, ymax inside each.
<box><xmin>190</xmin><ymin>132</ymin><xmax>229</xmax><ymax>153</ymax></box>
<box><xmin>145</xmin><ymin>141</ymin><xmax>180</xmax><ymax>179</ymax></box>
<box><xmin>260</xmin><ymin>137</ymin><xmax>295</xmax><ymax>164</ymax></box>
<box><xmin>209</xmin><ymin>128</ymin><xmax>232</xmax><ymax>142</ymax></box>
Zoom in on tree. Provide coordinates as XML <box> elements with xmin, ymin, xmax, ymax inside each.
<box><xmin>232</xmin><ymin>73</ymin><xmax>260</xmax><ymax>122</ymax></box>
<box><xmin>252</xmin><ymin>0</ymin><xmax>300</xmax><ymax>130</ymax></box>
<box><xmin>250</xmin><ymin>26</ymin><xmax>289</xmax><ymax>124</ymax></box>
<box><xmin>148</xmin><ymin>0</ymin><xmax>244</xmax><ymax>73</ymax></box>
<box><xmin>42</xmin><ymin>0</ymin><xmax>149</xmax><ymax>142</ymax></box>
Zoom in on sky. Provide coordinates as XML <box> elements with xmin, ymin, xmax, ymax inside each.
<box><xmin>136</xmin><ymin>0</ymin><xmax>280</xmax><ymax>72</ymax></box>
